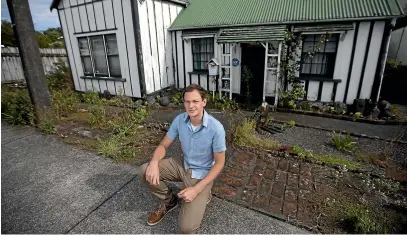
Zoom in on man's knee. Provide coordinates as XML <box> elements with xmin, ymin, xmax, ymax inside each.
<box><xmin>178</xmin><ymin>221</ymin><xmax>199</xmax><ymax>234</ymax></box>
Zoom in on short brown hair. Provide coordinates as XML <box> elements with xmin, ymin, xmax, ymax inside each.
<box><xmin>183</xmin><ymin>84</ymin><xmax>207</xmax><ymax>100</ymax></box>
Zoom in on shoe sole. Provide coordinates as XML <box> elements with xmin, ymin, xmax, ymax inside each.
<box><xmin>147</xmin><ymin>202</ymin><xmax>178</xmax><ymax>226</ymax></box>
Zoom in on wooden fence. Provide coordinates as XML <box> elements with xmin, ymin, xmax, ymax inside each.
<box><xmin>1</xmin><ymin>47</ymin><xmax>68</xmax><ymax>84</ymax></box>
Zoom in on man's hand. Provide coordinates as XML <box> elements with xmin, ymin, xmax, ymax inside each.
<box><xmin>145</xmin><ymin>161</ymin><xmax>160</xmax><ymax>185</ymax></box>
<box><xmin>177</xmin><ymin>187</ymin><xmax>199</xmax><ymax>203</ymax></box>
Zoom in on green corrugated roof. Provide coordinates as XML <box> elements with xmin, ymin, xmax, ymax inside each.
<box><xmin>217</xmin><ymin>25</ymin><xmax>286</xmax><ymax>43</ymax></box>
<box><xmin>169</xmin><ymin>0</ymin><xmax>404</xmax><ymax>30</ymax></box>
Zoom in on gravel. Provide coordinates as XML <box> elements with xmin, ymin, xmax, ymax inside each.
<box><xmin>261</xmin><ymin>126</ymin><xmax>407</xmax><ymax>169</ymax></box>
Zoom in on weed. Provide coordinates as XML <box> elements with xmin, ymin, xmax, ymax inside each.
<box><xmin>298</xmin><ymin>101</ymin><xmax>312</xmax><ymax>111</ymax></box>
<box><xmin>373</xmin><ymin>178</ymin><xmax>401</xmax><ymax>194</ymax></box>
<box><xmin>96</xmin><ymin>135</ymin><xmax>121</xmax><ymax>158</ymax></box>
<box><xmin>171</xmin><ymin>92</ymin><xmax>183</xmax><ymax>104</ymax></box>
<box><xmin>353</xmin><ymin>112</ymin><xmax>362</xmax><ymax>118</ymax></box>
<box><xmin>232</xmin><ymin>119</ymin><xmax>280</xmax><ymax>150</ymax></box>
<box><xmin>330</xmin><ymin>131</ymin><xmax>357</xmax><ymax>152</ymax></box>
<box><xmin>88</xmin><ymin>103</ymin><xmax>107</xmax><ymax>128</ymax></box>
<box><xmin>342</xmin><ymin>204</ymin><xmax>381</xmax><ymax>233</ymax></box>
<box><xmin>82</xmin><ymin>91</ymin><xmax>102</xmax><ymax>104</ymax></box>
<box><xmin>1</xmin><ymin>86</ymin><xmax>35</xmax><ymax>125</ymax></box>
<box><xmin>288</xmin><ymin>120</ymin><xmax>295</xmax><ymax>127</ymax></box>
<box><xmin>46</xmin><ymin>60</ymin><xmax>73</xmax><ymax>91</ymax></box>
<box><xmin>51</xmin><ymin>90</ymin><xmax>79</xmax><ymax>119</ymax></box>
<box><xmin>392</xmin><ymin>104</ymin><xmax>399</xmax><ymax>116</ymax></box>
<box><xmin>208</xmin><ymin>93</ymin><xmax>240</xmax><ymax>111</ymax></box>
<box><xmin>293</xmin><ymin>145</ymin><xmax>360</xmax><ymax>170</ymax></box>
<box><xmin>38</xmin><ymin>116</ymin><xmax>57</xmax><ymax>134</ymax></box>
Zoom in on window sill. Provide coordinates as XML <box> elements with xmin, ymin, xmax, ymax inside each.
<box><xmin>299</xmin><ymin>76</ymin><xmax>341</xmax><ymax>83</ymax></box>
<box><xmin>188</xmin><ymin>71</ymin><xmax>209</xmax><ymax>75</ymax></box>
<box><xmin>81</xmin><ymin>76</ymin><xmax>126</xmax><ymax>82</ymax></box>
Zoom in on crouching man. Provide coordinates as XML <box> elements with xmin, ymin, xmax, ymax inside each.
<box><xmin>138</xmin><ymin>84</ymin><xmax>226</xmax><ymax>234</ymax></box>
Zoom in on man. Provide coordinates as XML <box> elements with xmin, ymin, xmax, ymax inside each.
<box><xmin>138</xmin><ymin>84</ymin><xmax>226</xmax><ymax>234</ymax></box>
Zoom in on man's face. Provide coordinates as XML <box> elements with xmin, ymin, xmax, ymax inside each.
<box><xmin>183</xmin><ymin>90</ymin><xmax>207</xmax><ymax>118</ymax></box>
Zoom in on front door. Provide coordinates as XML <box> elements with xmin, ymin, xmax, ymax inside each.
<box><xmin>241</xmin><ymin>43</ymin><xmax>265</xmax><ymax>105</ymax></box>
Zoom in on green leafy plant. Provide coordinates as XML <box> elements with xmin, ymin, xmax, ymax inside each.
<box><xmin>46</xmin><ymin>60</ymin><xmax>73</xmax><ymax>91</ymax></box>
<box><xmin>343</xmin><ymin>205</ymin><xmax>378</xmax><ymax>234</ymax></box>
<box><xmin>82</xmin><ymin>91</ymin><xmax>102</xmax><ymax>105</ymax></box>
<box><xmin>38</xmin><ymin>115</ymin><xmax>57</xmax><ymax>134</ymax></box>
<box><xmin>293</xmin><ymin>145</ymin><xmax>359</xmax><ymax>170</ymax></box>
<box><xmin>298</xmin><ymin>101</ymin><xmax>312</xmax><ymax>111</ymax></box>
<box><xmin>51</xmin><ymin>90</ymin><xmax>78</xmax><ymax>119</ymax></box>
<box><xmin>232</xmin><ymin>119</ymin><xmax>280</xmax><ymax>150</ymax></box>
<box><xmin>288</xmin><ymin>120</ymin><xmax>295</xmax><ymax>127</ymax></box>
<box><xmin>1</xmin><ymin>86</ymin><xmax>35</xmax><ymax>125</ymax></box>
<box><xmin>171</xmin><ymin>92</ymin><xmax>183</xmax><ymax>104</ymax></box>
<box><xmin>331</xmin><ymin>131</ymin><xmax>357</xmax><ymax>152</ymax></box>
<box><xmin>88</xmin><ymin>103</ymin><xmax>107</xmax><ymax>128</ymax></box>
<box><xmin>353</xmin><ymin>112</ymin><xmax>362</xmax><ymax>118</ymax></box>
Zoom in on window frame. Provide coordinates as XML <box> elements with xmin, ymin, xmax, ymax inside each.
<box><xmin>191</xmin><ymin>37</ymin><xmax>215</xmax><ymax>72</ymax></box>
<box><xmin>78</xmin><ymin>33</ymin><xmax>121</xmax><ymax>78</ymax></box>
<box><xmin>299</xmin><ymin>33</ymin><xmax>340</xmax><ymax>79</ymax></box>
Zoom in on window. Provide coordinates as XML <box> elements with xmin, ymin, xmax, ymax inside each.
<box><xmin>192</xmin><ymin>38</ymin><xmax>214</xmax><ymax>71</ymax></box>
<box><xmin>78</xmin><ymin>34</ymin><xmax>121</xmax><ymax>78</ymax></box>
<box><xmin>300</xmin><ymin>34</ymin><xmax>339</xmax><ymax>78</ymax></box>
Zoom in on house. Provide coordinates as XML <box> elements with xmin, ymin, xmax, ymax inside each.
<box><xmin>50</xmin><ymin>0</ymin><xmax>186</xmax><ymax>98</ymax></box>
<box><xmin>52</xmin><ymin>0</ymin><xmax>405</xmax><ymax>105</ymax></box>
<box><xmin>388</xmin><ymin>0</ymin><xmax>407</xmax><ymax>63</ymax></box>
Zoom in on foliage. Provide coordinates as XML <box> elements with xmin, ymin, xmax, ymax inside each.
<box><xmin>342</xmin><ymin>204</ymin><xmax>379</xmax><ymax>234</ymax></box>
<box><xmin>298</xmin><ymin>101</ymin><xmax>312</xmax><ymax>111</ymax></box>
<box><xmin>171</xmin><ymin>92</ymin><xmax>183</xmax><ymax>104</ymax></box>
<box><xmin>82</xmin><ymin>91</ymin><xmax>103</xmax><ymax>105</ymax></box>
<box><xmin>208</xmin><ymin>93</ymin><xmax>240</xmax><ymax>111</ymax></box>
<box><xmin>330</xmin><ymin>131</ymin><xmax>357</xmax><ymax>152</ymax></box>
<box><xmin>1</xmin><ymin>86</ymin><xmax>35</xmax><ymax>125</ymax></box>
<box><xmin>293</xmin><ymin>145</ymin><xmax>360</xmax><ymax>170</ymax></box>
<box><xmin>288</xmin><ymin>120</ymin><xmax>295</xmax><ymax>127</ymax></box>
<box><xmin>373</xmin><ymin>178</ymin><xmax>401</xmax><ymax>194</ymax></box>
<box><xmin>232</xmin><ymin>119</ymin><xmax>280</xmax><ymax>150</ymax></box>
<box><xmin>46</xmin><ymin>61</ymin><xmax>73</xmax><ymax>91</ymax></box>
<box><xmin>1</xmin><ymin>20</ymin><xmax>17</xmax><ymax>47</ymax></box>
<box><xmin>51</xmin><ymin>90</ymin><xmax>79</xmax><ymax>119</ymax></box>
<box><xmin>88</xmin><ymin>104</ymin><xmax>107</xmax><ymax>128</ymax></box>
<box><xmin>38</xmin><ymin>114</ymin><xmax>57</xmax><ymax>134</ymax></box>
<box><xmin>353</xmin><ymin>112</ymin><xmax>362</xmax><ymax>118</ymax></box>
<box><xmin>1</xmin><ymin>20</ymin><xmax>64</xmax><ymax>48</ymax></box>
<box><xmin>277</xmin><ymin>32</ymin><xmax>332</xmax><ymax>106</ymax></box>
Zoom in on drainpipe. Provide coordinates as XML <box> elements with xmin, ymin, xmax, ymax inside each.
<box><xmin>374</xmin><ymin>18</ymin><xmax>397</xmax><ymax>103</ymax></box>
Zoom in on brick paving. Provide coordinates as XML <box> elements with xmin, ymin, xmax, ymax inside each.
<box><xmin>212</xmin><ymin>150</ymin><xmax>332</xmax><ymax>228</ymax></box>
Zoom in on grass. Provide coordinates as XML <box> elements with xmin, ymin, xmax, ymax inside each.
<box><xmin>232</xmin><ymin>118</ymin><xmax>280</xmax><ymax>151</ymax></box>
<box><xmin>1</xmin><ymin>86</ymin><xmax>35</xmax><ymax>125</ymax></box>
<box><xmin>330</xmin><ymin>131</ymin><xmax>357</xmax><ymax>152</ymax></box>
<box><xmin>293</xmin><ymin>145</ymin><xmax>360</xmax><ymax>170</ymax></box>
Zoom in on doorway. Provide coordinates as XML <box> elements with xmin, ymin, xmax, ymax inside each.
<box><xmin>240</xmin><ymin>43</ymin><xmax>265</xmax><ymax>105</ymax></box>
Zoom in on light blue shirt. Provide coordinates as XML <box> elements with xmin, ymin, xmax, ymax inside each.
<box><xmin>166</xmin><ymin>110</ymin><xmax>227</xmax><ymax>179</ymax></box>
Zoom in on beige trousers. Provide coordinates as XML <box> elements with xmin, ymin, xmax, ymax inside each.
<box><xmin>138</xmin><ymin>156</ymin><xmax>213</xmax><ymax>234</ymax></box>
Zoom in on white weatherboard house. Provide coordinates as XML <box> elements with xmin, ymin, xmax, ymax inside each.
<box><xmin>52</xmin><ymin>0</ymin><xmax>405</xmax><ymax>105</ymax></box>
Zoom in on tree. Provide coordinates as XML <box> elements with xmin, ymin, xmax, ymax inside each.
<box><xmin>1</xmin><ymin>20</ymin><xmax>17</xmax><ymax>47</ymax></box>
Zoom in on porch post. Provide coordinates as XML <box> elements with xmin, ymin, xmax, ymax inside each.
<box><xmin>274</xmin><ymin>42</ymin><xmax>283</xmax><ymax>107</ymax></box>
<box><xmin>262</xmin><ymin>42</ymin><xmax>268</xmax><ymax>103</ymax></box>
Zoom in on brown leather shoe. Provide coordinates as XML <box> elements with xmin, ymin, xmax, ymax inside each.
<box><xmin>147</xmin><ymin>195</ymin><xmax>178</xmax><ymax>226</ymax></box>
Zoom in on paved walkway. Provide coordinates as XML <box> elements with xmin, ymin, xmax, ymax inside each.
<box><xmin>1</xmin><ymin>123</ymin><xmax>306</xmax><ymax>234</ymax></box>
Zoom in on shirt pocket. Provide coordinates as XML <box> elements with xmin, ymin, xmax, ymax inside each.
<box><xmin>194</xmin><ymin>136</ymin><xmax>212</xmax><ymax>154</ymax></box>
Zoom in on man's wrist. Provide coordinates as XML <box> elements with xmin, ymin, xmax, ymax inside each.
<box><xmin>193</xmin><ymin>183</ymin><xmax>205</xmax><ymax>193</ymax></box>
<box><xmin>149</xmin><ymin>159</ymin><xmax>159</xmax><ymax>166</ymax></box>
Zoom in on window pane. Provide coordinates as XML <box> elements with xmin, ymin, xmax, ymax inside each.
<box><xmin>90</xmin><ymin>35</ymin><xmax>108</xmax><ymax>76</ymax></box>
<box><xmin>303</xmin><ymin>41</ymin><xmax>314</xmax><ymax>53</ymax></box>
<box><xmin>105</xmin><ymin>34</ymin><xmax>119</xmax><ymax>55</ymax></box>
<box><xmin>108</xmin><ymin>55</ymin><xmax>121</xmax><ymax>77</ymax></box>
<box><xmin>325</xmin><ymin>42</ymin><xmax>337</xmax><ymax>53</ymax></box>
<box><xmin>302</xmin><ymin>64</ymin><xmax>311</xmax><ymax>74</ymax></box>
<box><xmin>78</xmin><ymin>38</ymin><xmax>90</xmax><ymax>56</ymax></box>
<box><xmin>82</xmin><ymin>56</ymin><xmax>93</xmax><ymax>75</ymax></box>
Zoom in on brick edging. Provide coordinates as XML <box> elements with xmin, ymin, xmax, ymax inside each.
<box><xmin>277</xmin><ymin>107</ymin><xmax>407</xmax><ymax>126</ymax></box>
<box><xmin>271</xmin><ymin>120</ymin><xmax>407</xmax><ymax>145</ymax></box>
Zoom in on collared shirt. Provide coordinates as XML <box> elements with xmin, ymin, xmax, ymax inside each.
<box><xmin>166</xmin><ymin>110</ymin><xmax>226</xmax><ymax>179</ymax></box>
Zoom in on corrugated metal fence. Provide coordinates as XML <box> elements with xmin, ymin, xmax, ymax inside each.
<box><xmin>1</xmin><ymin>47</ymin><xmax>68</xmax><ymax>84</ymax></box>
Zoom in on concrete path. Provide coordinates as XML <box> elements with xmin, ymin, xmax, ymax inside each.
<box><xmin>1</xmin><ymin>123</ymin><xmax>306</xmax><ymax>234</ymax></box>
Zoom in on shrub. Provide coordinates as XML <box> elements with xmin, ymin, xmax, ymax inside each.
<box><xmin>343</xmin><ymin>205</ymin><xmax>378</xmax><ymax>234</ymax></box>
<box><xmin>46</xmin><ymin>60</ymin><xmax>73</xmax><ymax>91</ymax></box>
<box><xmin>171</xmin><ymin>92</ymin><xmax>183</xmax><ymax>104</ymax></box>
<box><xmin>38</xmin><ymin>114</ymin><xmax>57</xmax><ymax>134</ymax></box>
<box><xmin>331</xmin><ymin>131</ymin><xmax>357</xmax><ymax>152</ymax></box>
<box><xmin>51</xmin><ymin>90</ymin><xmax>79</xmax><ymax>119</ymax></box>
<box><xmin>1</xmin><ymin>86</ymin><xmax>35</xmax><ymax>125</ymax></box>
<box><xmin>82</xmin><ymin>91</ymin><xmax>103</xmax><ymax>104</ymax></box>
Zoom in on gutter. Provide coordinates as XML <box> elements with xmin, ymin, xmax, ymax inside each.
<box><xmin>168</xmin><ymin>15</ymin><xmax>401</xmax><ymax>31</ymax></box>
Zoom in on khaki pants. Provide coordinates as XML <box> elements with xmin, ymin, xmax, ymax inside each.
<box><xmin>138</xmin><ymin>156</ymin><xmax>213</xmax><ymax>234</ymax></box>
